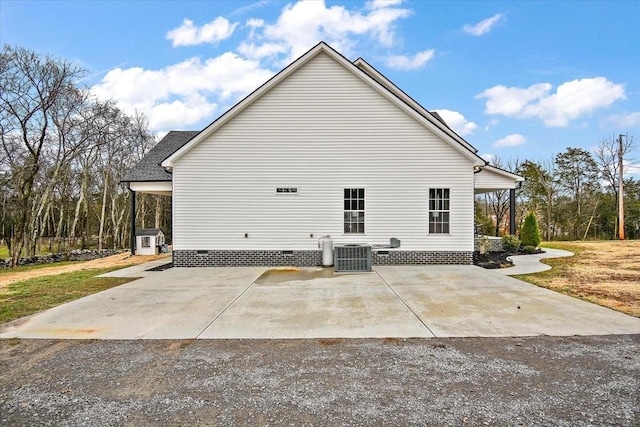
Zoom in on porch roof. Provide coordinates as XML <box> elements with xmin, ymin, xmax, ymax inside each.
<box><xmin>122</xmin><ymin>131</ymin><xmax>199</xmax><ymax>183</ymax></box>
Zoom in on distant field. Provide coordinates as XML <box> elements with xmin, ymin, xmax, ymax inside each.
<box><xmin>514</xmin><ymin>240</ymin><xmax>640</xmax><ymax>318</ymax></box>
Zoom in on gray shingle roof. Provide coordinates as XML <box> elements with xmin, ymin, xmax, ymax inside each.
<box><xmin>122</xmin><ymin>131</ymin><xmax>199</xmax><ymax>182</ymax></box>
<box><xmin>136</xmin><ymin>228</ymin><xmax>164</xmax><ymax>236</ymax></box>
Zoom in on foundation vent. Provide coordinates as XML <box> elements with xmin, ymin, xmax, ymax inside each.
<box><xmin>334</xmin><ymin>244</ymin><xmax>372</xmax><ymax>272</ymax></box>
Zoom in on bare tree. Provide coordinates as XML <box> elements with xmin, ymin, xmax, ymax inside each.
<box><xmin>0</xmin><ymin>45</ymin><xmax>85</xmax><ymax>266</ymax></box>
<box><xmin>483</xmin><ymin>157</ymin><xmax>512</xmax><ymax>236</ymax></box>
<box><xmin>594</xmin><ymin>135</ymin><xmax>636</xmax><ymax>193</ymax></box>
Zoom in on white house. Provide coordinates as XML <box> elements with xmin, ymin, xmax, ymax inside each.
<box><xmin>124</xmin><ymin>42</ymin><xmax>523</xmax><ymax>267</ymax></box>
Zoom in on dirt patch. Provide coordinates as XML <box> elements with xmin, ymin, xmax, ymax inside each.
<box><xmin>516</xmin><ymin>241</ymin><xmax>640</xmax><ymax>317</ymax></box>
<box><xmin>0</xmin><ymin>252</ymin><xmax>170</xmax><ymax>288</ymax></box>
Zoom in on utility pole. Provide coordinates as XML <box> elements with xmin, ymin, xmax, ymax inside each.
<box><xmin>618</xmin><ymin>134</ymin><xmax>625</xmax><ymax>240</ymax></box>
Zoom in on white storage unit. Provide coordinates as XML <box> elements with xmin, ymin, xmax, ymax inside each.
<box><xmin>136</xmin><ymin>228</ymin><xmax>165</xmax><ymax>255</ymax></box>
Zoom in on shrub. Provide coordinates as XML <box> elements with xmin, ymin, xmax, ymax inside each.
<box><xmin>521</xmin><ymin>212</ymin><xmax>541</xmax><ymax>247</ymax></box>
<box><xmin>522</xmin><ymin>245</ymin><xmax>537</xmax><ymax>254</ymax></box>
<box><xmin>501</xmin><ymin>234</ymin><xmax>521</xmax><ymax>253</ymax></box>
<box><xmin>477</xmin><ymin>236</ymin><xmax>490</xmax><ymax>255</ymax></box>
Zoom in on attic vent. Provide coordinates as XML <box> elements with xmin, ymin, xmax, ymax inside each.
<box><xmin>276</xmin><ymin>187</ymin><xmax>298</xmax><ymax>194</ymax></box>
<box><xmin>334</xmin><ymin>244</ymin><xmax>372</xmax><ymax>272</ymax></box>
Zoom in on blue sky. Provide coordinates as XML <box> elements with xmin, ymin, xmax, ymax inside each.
<box><xmin>2</xmin><ymin>0</ymin><xmax>639</xmax><ymax>173</ymax></box>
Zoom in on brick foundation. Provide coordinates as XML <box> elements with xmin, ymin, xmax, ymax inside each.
<box><xmin>173</xmin><ymin>249</ymin><xmax>473</xmax><ymax>267</ymax></box>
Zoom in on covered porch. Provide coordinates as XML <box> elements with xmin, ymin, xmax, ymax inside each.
<box><xmin>121</xmin><ymin>131</ymin><xmax>198</xmax><ymax>254</ymax></box>
<box><xmin>474</xmin><ymin>164</ymin><xmax>525</xmax><ymax>239</ymax></box>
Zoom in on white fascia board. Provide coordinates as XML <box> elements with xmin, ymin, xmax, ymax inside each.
<box><xmin>353</xmin><ymin>58</ymin><xmax>477</xmax><ymax>154</ymax></box>
<box><xmin>474</xmin><ymin>165</ymin><xmax>525</xmax><ymax>193</ymax></box>
<box><xmin>130</xmin><ymin>181</ymin><xmax>172</xmax><ymax>196</ymax></box>
<box><xmin>482</xmin><ymin>165</ymin><xmax>525</xmax><ymax>182</ymax></box>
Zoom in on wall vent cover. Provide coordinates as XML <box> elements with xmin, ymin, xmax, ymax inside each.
<box><xmin>334</xmin><ymin>244</ymin><xmax>372</xmax><ymax>272</ymax></box>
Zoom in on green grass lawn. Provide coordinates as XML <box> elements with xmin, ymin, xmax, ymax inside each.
<box><xmin>0</xmin><ymin>266</ymin><xmax>137</xmax><ymax>324</ymax></box>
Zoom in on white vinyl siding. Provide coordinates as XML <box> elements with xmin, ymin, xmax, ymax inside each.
<box><xmin>172</xmin><ymin>52</ymin><xmax>476</xmax><ymax>252</ymax></box>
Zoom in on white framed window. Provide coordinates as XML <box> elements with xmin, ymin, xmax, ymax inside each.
<box><xmin>429</xmin><ymin>188</ymin><xmax>450</xmax><ymax>234</ymax></box>
<box><xmin>141</xmin><ymin>236</ymin><xmax>151</xmax><ymax>248</ymax></box>
<box><xmin>344</xmin><ymin>188</ymin><xmax>365</xmax><ymax>234</ymax></box>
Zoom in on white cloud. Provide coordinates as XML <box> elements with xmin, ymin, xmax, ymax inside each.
<box><xmin>238</xmin><ymin>42</ymin><xmax>286</xmax><ymax>59</ymax></box>
<box><xmin>481</xmin><ymin>153</ymin><xmax>496</xmax><ymax>163</ymax></box>
<box><xmin>433</xmin><ymin>109</ymin><xmax>477</xmax><ymax>136</ymax></box>
<box><xmin>166</xmin><ymin>17</ymin><xmax>238</xmax><ymax>47</ymax></box>
<box><xmin>493</xmin><ymin>133</ymin><xmax>526</xmax><ymax>147</ymax></box>
<box><xmin>147</xmin><ymin>95</ymin><xmax>217</xmax><ymax>130</ymax></box>
<box><xmin>477</xmin><ymin>77</ymin><xmax>626</xmax><ymax>127</ymax></box>
<box><xmin>626</xmin><ymin>161</ymin><xmax>640</xmax><ymax>176</ymax></box>
<box><xmin>384</xmin><ymin>49</ymin><xmax>434</xmax><ymax>70</ymax></box>
<box><xmin>91</xmin><ymin>53</ymin><xmax>273</xmax><ymax>130</ymax></box>
<box><xmin>259</xmin><ymin>0</ymin><xmax>412</xmax><ymax>62</ymax></box>
<box><xmin>229</xmin><ymin>0</ymin><xmax>275</xmax><ymax>17</ymax></box>
<box><xmin>367</xmin><ymin>0</ymin><xmax>404</xmax><ymax>9</ymax></box>
<box><xmin>463</xmin><ymin>13</ymin><xmax>503</xmax><ymax>36</ymax></box>
<box><xmin>484</xmin><ymin>118</ymin><xmax>499</xmax><ymax>131</ymax></box>
<box><xmin>609</xmin><ymin>111</ymin><xmax>640</xmax><ymax>128</ymax></box>
<box><xmin>477</xmin><ymin>83</ymin><xmax>552</xmax><ymax>116</ymax></box>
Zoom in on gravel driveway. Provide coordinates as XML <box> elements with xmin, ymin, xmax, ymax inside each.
<box><xmin>1</xmin><ymin>335</ymin><xmax>638</xmax><ymax>426</ymax></box>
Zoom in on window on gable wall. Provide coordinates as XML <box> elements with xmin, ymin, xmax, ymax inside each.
<box><xmin>344</xmin><ymin>188</ymin><xmax>365</xmax><ymax>234</ymax></box>
<box><xmin>429</xmin><ymin>188</ymin><xmax>450</xmax><ymax>234</ymax></box>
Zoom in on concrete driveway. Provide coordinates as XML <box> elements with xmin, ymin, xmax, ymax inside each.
<box><xmin>2</xmin><ymin>265</ymin><xmax>640</xmax><ymax>339</ymax></box>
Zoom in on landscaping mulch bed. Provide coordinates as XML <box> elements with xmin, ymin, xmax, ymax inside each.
<box><xmin>474</xmin><ymin>251</ymin><xmax>512</xmax><ymax>269</ymax></box>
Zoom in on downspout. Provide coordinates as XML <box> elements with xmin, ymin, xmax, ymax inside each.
<box><xmin>129</xmin><ymin>184</ymin><xmax>136</xmax><ymax>255</ymax></box>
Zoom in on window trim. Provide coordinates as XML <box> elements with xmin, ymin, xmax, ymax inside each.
<box><xmin>141</xmin><ymin>236</ymin><xmax>151</xmax><ymax>248</ymax></box>
<box><xmin>428</xmin><ymin>188</ymin><xmax>450</xmax><ymax>234</ymax></box>
<box><xmin>343</xmin><ymin>187</ymin><xmax>365</xmax><ymax>234</ymax></box>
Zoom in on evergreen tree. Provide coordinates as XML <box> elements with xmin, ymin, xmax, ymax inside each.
<box><xmin>521</xmin><ymin>212</ymin><xmax>541</xmax><ymax>247</ymax></box>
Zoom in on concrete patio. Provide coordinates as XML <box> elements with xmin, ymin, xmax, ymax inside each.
<box><xmin>2</xmin><ymin>264</ymin><xmax>639</xmax><ymax>340</ymax></box>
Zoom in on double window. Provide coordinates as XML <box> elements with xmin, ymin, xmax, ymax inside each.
<box><xmin>429</xmin><ymin>188</ymin><xmax>450</xmax><ymax>234</ymax></box>
<box><xmin>344</xmin><ymin>188</ymin><xmax>365</xmax><ymax>234</ymax></box>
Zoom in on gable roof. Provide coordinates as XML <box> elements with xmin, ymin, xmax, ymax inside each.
<box><xmin>162</xmin><ymin>41</ymin><xmax>486</xmax><ymax>169</ymax></box>
<box><xmin>136</xmin><ymin>228</ymin><xmax>164</xmax><ymax>236</ymax></box>
<box><xmin>122</xmin><ymin>131</ymin><xmax>199</xmax><ymax>182</ymax></box>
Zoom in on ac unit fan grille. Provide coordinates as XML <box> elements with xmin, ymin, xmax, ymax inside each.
<box><xmin>334</xmin><ymin>245</ymin><xmax>372</xmax><ymax>272</ymax></box>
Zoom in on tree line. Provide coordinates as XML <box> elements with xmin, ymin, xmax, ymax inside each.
<box><xmin>1</xmin><ymin>45</ymin><xmax>171</xmax><ymax>267</ymax></box>
<box><xmin>477</xmin><ymin>138</ymin><xmax>639</xmax><ymax>241</ymax></box>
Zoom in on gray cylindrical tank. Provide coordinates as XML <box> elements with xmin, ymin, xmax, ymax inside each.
<box><xmin>318</xmin><ymin>235</ymin><xmax>334</xmax><ymax>267</ymax></box>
